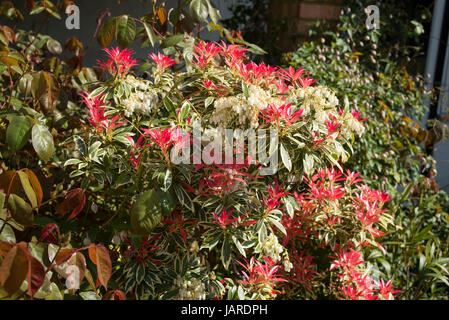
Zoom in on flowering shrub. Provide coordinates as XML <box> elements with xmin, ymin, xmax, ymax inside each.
<box><xmin>0</xmin><ymin>1</ymin><xmax>402</xmax><ymax>300</ymax></box>
<box><xmin>45</xmin><ymin>39</ymin><xmax>399</xmax><ymax>300</ymax></box>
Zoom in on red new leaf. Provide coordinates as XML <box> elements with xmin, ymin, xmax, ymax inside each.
<box><xmin>26</xmin><ymin>254</ymin><xmax>45</xmax><ymax>298</ymax></box>
<box><xmin>113</xmin><ymin>290</ymin><xmax>127</xmax><ymax>300</ymax></box>
<box><xmin>40</xmin><ymin>223</ymin><xmax>60</xmax><ymax>244</ymax></box>
<box><xmin>56</xmin><ymin>188</ymin><xmax>86</xmax><ymax>220</ymax></box>
<box><xmin>103</xmin><ymin>289</ymin><xmax>127</xmax><ymax>300</ymax></box>
<box><xmin>54</xmin><ymin>248</ymin><xmax>75</xmax><ymax>265</ymax></box>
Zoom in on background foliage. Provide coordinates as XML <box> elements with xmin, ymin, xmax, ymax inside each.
<box><xmin>284</xmin><ymin>3</ymin><xmax>449</xmax><ymax>299</ymax></box>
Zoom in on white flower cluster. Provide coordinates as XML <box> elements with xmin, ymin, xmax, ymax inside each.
<box><xmin>121</xmin><ymin>75</ymin><xmax>159</xmax><ymax>117</ymax></box>
<box><xmin>289</xmin><ymin>86</ymin><xmax>339</xmax><ymax>120</ymax></box>
<box><xmin>210</xmin><ymin>96</ymin><xmax>247</xmax><ymax>128</ymax></box>
<box><xmin>287</xmin><ymin>85</ymin><xmax>365</xmax><ymax>139</ymax></box>
<box><xmin>173</xmin><ymin>276</ymin><xmax>206</xmax><ymax>300</ymax></box>
<box><xmin>247</xmin><ymin>84</ymin><xmax>272</xmax><ymax>110</ymax></box>
<box><xmin>341</xmin><ymin>112</ymin><xmax>365</xmax><ymax>137</ymax></box>
<box><xmin>210</xmin><ymin>84</ymin><xmax>284</xmax><ymax>129</ymax></box>
<box><xmin>283</xmin><ymin>258</ymin><xmax>293</xmax><ymax>273</ymax></box>
<box><xmin>261</xmin><ymin>232</ymin><xmax>284</xmax><ymax>262</ymax></box>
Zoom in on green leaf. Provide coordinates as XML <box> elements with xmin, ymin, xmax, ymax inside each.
<box><xmin>303</xmin><ymin>153</ymin><xmax>314</xmax><ymax>175</ymax></box>
<box><xmin>18</xmin><ymin>171</ymin><xmax>37</xmax><ymax>209</ymax></box>
<box><xmin>130</xmin><ymin>190</ymin><xmax>163</xmax><ymax>235</ymax></box>
<box><xmin>242</xmin><ymin>80</ymin><xmax>249</xmax><ymax>98</ymax></box>
<box><xmin>31</xmin><ymin>71</ymin><xmax>60</xmax><ymax>113</ymax></box>
<box><xmin>7</xmin><ymin>194</ymin><xmax>34</xmax><ymax>227</ymax></box>
<box><xmin>116</xmin><ymin>15</ymin><xmax>136</xmax><ymax>48</ymax></box>
<box><xmin>6</xmin><ymin>116</ymin><xmax>32</xmax><ymax>152</ymax></box>
<box><xmin>80</xmin><ymin>291</ymin><xmax>101</xmax><ymax>300</ymax></box>
<box><xmin>221</xmin><ymin>237</ymin><xmax>232</xmax><ymax>269</ymax></box>
<box><xmin>232</xmin><ymin>235</ymin><xmax>246</xmax><ymax>258</ymax></box>
<box><xmin>269</xmin><ymin>216</ymin><xmax>287</xmax><ymax>236</ymax></box>
<box><xmin>142</xmin><ymin>21</ymin><xmax>158</xmax><ymax>47</ymax></box>
<box><xmin>73</xmin><ymin>135</ymin><xmax>87</xmax><ymax>156</ymax></box>
<box><xmin>0</xmin><ymin>192</ymin><xmax>4</xmax><ymax>214</ymax></box>
<box><xmin>280</xmin><ymin>143</ymin><xmax>292</xmax><ymax>171</ymax></box>
<box><xmin>64</xmin><ymin>159</ymin><xmax>82</xmax><ymax>166</ymax></box>
<box><xmin>0</xmin><ymin>220</ymin><xmax>15</xmax><ymax>242</ymax></box>
<box><xmin>204</xmin><ymin>97</ymin><xmax>214</xmax><ymax>108</ymax></box>
<box><xmin>164</xmin><ymin>97</ymin><xmax>176</xmax><ymax>116</ymax></box>
<box><xmin>89</xmin><ymin>86</ymin><xmax>107</xmax><ymax>98</ymax></box>
<box><xmin>180</xmin><ymin>102</ymin><xmax>190</xmax><ymax>121</ymax></box>
<box><xmin>46</xmin><ymin>39</ymin><xmax>62</xmax><ymax>55</ymax></box>
<box><xmin>190</xmin><ymin>0</ymin><xmax>209</xmax><ymax>23</ymax></box>
<box><xmin>31</xmin><ymin>124</ymin><xmax>54</xmax><ymax>162</ymax></box>
<box><xmin>173</xmin><ymin>184</ymin><xmax>194</xmax><ymax>212</ymax></box>
<box><xmin>399</xmin><ymin>183</ymin><xmax>414</xmax><ymax>204</ymax></box>
<box><xmin>98</xmin><ymin>17</ymin><xmax>116</xmax><ymax>48</ymax></box>
<box><xmin>206</xmin><ymin>0</ymin><xmax>221</xmax><ymax>24</ymax></box>
<box><xmin>29</xmin><ymin>6</ymin><xmax>45</xmax><ymax>15</ymax></box>
<box><xmin>163</xmin><ymin>169</ymin><xmax>172</xmax><ymax>191</ymax></box>
<box><xmin>160</xmin><ymin>34</ymin><xmax>184</xmax><ymax>49</ymax></box>
<box><xmin>0</xmin><ymin>246</ymin><xmax>28</xmax><ymax>295</ymax></box>
<box><xmin>258</xmin><ymin>221</ymin><xmax>267</xmax><ymax>245</ymax></box>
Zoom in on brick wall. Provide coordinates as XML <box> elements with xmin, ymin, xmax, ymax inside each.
<box><xmin>269</xmin><ymin>0</ymin><xmax>342</xmax><ymax>51</ymax></box>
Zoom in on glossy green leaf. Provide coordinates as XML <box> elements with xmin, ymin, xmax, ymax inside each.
<box><xmin>116</xmin><ymin>15</ymin><xmax>136</xmax><ymax>48</ymax></box>
<box><xmin>32</xmin><ymin>124</ymin><xmax>54</xmax><ymax>162</ymax></box>
<box><xmin>280</xmin><ymin>143</ymin><xmax>292</xmax><ymax>171</ymax></box>
<box><xmin>6</xmin><ymin>116</ymin><xmax>32</xmax><ymax>152</ymax></box>
<box><xmin>98</xmin><ymin>17</ymin><xmax>116</xmax><ymax>48</ymax></box>
<box><xmin>7</xmin><ymin>194</ymin><xmax>33</xmax><ymax>227</ymax></box>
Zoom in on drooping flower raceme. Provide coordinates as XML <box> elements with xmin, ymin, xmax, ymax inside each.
<box><xmin>120</xmin><ymin>75</ymin><xmax>159</xmax><ymax>117</ymax></box>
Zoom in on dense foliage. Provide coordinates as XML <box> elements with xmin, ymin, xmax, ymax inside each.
<box><xmin>286</xmin><ymin>5</ymin><xmax>449</xmax><ymax>299</ymax></box>
<box><xmin>0</xmin><ymin>0</ymin><xmax>447</xmax><ymax>300</ymax></box>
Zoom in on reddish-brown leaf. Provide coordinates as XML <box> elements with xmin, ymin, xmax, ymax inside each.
<box><xmin>95</xmin><ymin>245</ymin><xmax>112</xmax><ymax>289</ymax></box>
<box><xmin>103</xmin><ymin>289</ymin><xmax>126</xmax><ymax>300</ymax></box>
<box><xmin>26</xmin><ymin>253</ymin><xmax>46</xmax><ymax>298</ymax></box>
<box><xmin>40</xmin><ymin>223</ymin><xmax>60</xmax><ymax>244</ymax></box>
<box><xmin>0</xmin><ymin>245</ymin><xmax>28</xmax><ymax>295</ymax></box>
<box><xmin>55</xmin><ymin>188</ymin><xmax>86</xmax><ymax>220</ymax></box>
<box><xmin>0</xmin><ymin>170</ymin><xmax>21</xmax><ymax>195</ymax></box>
<box><xmin>102</xmin><ymin>289</ymin><xmax>113</xmax><ymax>300</ymax></box>
<box><xmin>65</xmin><ymin>36</ymin><xmax>83</xmax><ymax>51</ymax></box>
<box><xmin>54</xmin><ymin>248</ymin><xmax>74</xmax><ymax>265</ymax></box>
<box><xmin>0</xmin><ymin>241</ymin><xmax>13</xmax><ymax>257</ymax></box>
<box><xmin>0</xmin><ymin>25</ymin><xmax>16</xmax><ymax>43</ymax></box>
<box><xmin>88</xmin><ymin>244</ymin><xmax>97</xmax><ymax>265</ymax></box>
<box><xmin>84</xmin><ymin>269</ymin><xmax>96</xmax><ymax>290</ymax></box>
<box><xmin>25</xmin><ymin>0</ymin><xmax>34</xmax><ymax>11</ymax></box>
<box><xmin>24</xmin><ymin>169</ymin><xmax>43</xmax><ymax>207</ymax></box>
<box><xmin>158</xmin><ymin>7</ymin><xmax>167</xmax><ymax>25</ymax></box>
<box><xmin>113</xmin><ymin>290</ymin><xmax>127</xmax><ymax>300</ymax></box>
